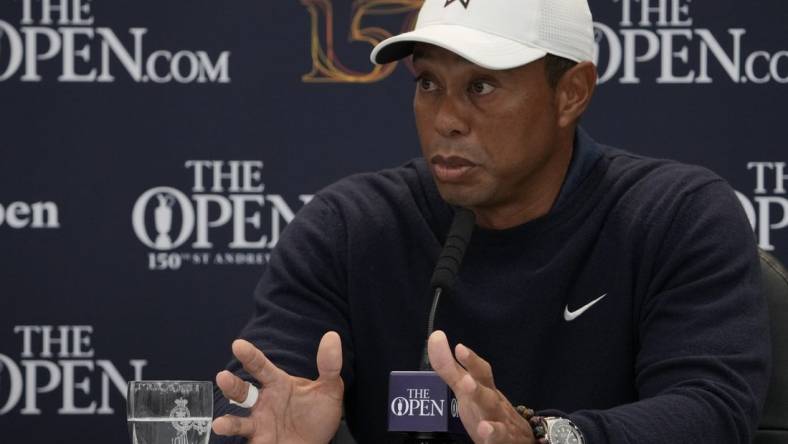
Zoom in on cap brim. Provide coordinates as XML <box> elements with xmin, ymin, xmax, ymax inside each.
<box><xmin>370</xmin><ymin>24</ymin><xmax>547</xmax><ymax>70</ymax></box>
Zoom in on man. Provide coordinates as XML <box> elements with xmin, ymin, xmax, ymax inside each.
<box><xmin>212</xmin><ymin>0</ymin><xmax>770</xmax><ymax>443</ymax></box>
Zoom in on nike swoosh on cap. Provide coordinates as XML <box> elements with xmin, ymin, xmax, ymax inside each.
<box><xmin>564</xmin><ymin>294</ymin><xmax>608</xmax><ymax>322</ymax></box>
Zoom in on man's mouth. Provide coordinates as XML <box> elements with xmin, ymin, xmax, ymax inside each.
<box><xmin>430</xmin><ymin>155</ymin><xmax>478</xmax><ymax>183</ymax></box>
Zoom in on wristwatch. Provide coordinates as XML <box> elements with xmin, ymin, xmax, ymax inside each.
<box><xmin>534</xmin><ymin>417</ymin><xmax>585</xmax><ymax>444</ymax></box>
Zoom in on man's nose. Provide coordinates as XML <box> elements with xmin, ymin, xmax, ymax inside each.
<box><xmin>434</xmin><ymin>94</ymin><xmax>471</xmax><ymax>138</ymax></box>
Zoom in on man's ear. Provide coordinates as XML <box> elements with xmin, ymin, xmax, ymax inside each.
<box><xmin>554</xmin><ymin>62</ymin><xmax>597</xmax><ymax>128</ymax></box>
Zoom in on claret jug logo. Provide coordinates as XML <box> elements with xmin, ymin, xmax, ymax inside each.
<box><xmin>169</xmin><ymin>398</ymin><xmax>210</xmax><ymax>444</ymax></box>
<box><xmin>0</xmin><ymin>325</ymin><xmax>146</xmax><ymax>416</ymax></box>
<box><xmin>0</xmin><ymin>0</ymin><xmax>231</xmax><ymax>83</ymax></box>
<box><xmin>301</xmin><ymin>0</ymin><xmax>787</xmax><ymax>85</ymax></box>
<box><xmin>132</xmin><ymin>160</ymin><xmax>313</xmax><ymax>271</ymax></box>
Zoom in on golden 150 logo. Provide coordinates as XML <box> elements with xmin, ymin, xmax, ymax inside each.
<box><xmin>300</xmin><ymin>0</ymin><xmax>421</xmax><ymax>83</ymax></box>
<box><xmin>301</xmin><ymin>0</ymin><xmax>788</xmax><ymax>85</ymax></box>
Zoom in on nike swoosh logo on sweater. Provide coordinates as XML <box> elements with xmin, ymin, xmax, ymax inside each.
<box><xmin>564</xmin><ymin>294</ymin><xmax>608</xmax><ymax>321</ymax></box>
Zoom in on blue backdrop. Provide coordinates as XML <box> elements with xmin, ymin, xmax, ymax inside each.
<box><xmin>0</xmin><ymin>0</ymin><xmax>786</xmax><ymax>442</ymax></box>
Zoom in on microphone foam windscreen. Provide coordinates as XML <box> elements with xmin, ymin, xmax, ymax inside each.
<box><xmin>430</xmin><ymin>208</ymin><xmax>476</xmax><ymax>291</ymax></box>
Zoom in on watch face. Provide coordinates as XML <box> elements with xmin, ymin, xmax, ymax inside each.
<box><xmin>548</xmin><ymin>419</ymin><xmax>583</xmax><ymax>444</ymax></box>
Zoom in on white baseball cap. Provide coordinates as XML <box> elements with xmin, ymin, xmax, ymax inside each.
<box><xmin>370</xmin><ymin>0</ymin><xmax>595</xmax><ymax>70</ymax></box>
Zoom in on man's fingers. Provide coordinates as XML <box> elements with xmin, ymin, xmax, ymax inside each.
<box><xmin>316</xmin><ymin>331</ymin><xmax>343</xmax><ymax>381</ymax></box>
<box><xmin>477</xmin><ymin>420</ymin><xmax>506</xmax><ymax>444</ymax></box>
<box><xmin>216</xmin><ymin>370</ymin><xmax>256</xmax><ymax>405</ymax></box>
<box><xmin>455</xmin><ymin>343</ymin><xmax>496</xmax><ymax>389</ymax></box>
<box><xmin>454</xmin><ymin>344</ymin><xmax>503</xmax><ymax>415</ymax></box>
<box><xmin>428</xmin><ymin>330</ymin><xmax>467</xmax><ymax>390</ymax></box>
<box><xmin>212</xmin><ymin>414</ymin><xmax>257</xmax><ymax>437</ymax></box>
<box><xmin>232</xmin><ymin>339</ymin><xmax>285</xmax><ymax>387</ymax></box>
<box><xmin>457</xmin><ymin>372</ymin><xmax>503</xmax><ymax>419</ymax></box>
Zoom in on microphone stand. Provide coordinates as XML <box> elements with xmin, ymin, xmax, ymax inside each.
<box><xmin>405</xmin><ymin>288</ymin><xmax>456</xmax><ymax>444</ymax></box>
<box><xmin>406</xmin><ymin>431</ymin><xmax>456</xmax><ymax>444</ymax></box>
<box><xmin>404</xmin><ymin>208</ymin><xmax>476</xmax><ymax>444</ymax></box>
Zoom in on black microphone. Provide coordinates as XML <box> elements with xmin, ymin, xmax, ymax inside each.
<box><xmin>430</xmin><ymin>207</ymin><xmax>477</xmax><ymax>291</ymax></box>
<box><xmin>389</xmin><ymin>208</ymin><xmax>475</xmax><ymax>444</ymax></box>
<box><xmin>420</xmin><ymin>208</ymin><xmax>476</xmax><ymax>371</ymax></box>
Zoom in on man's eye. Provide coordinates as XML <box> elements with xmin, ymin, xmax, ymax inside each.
<box><xmin>470</xmin><ymin>81</ymin><xmax>495</xmax><ymax>95</ymax></box>
<box><xmin>416</xmin><ymin>77</ymin><xmax>437</xmax><ymax>91</ymax></box>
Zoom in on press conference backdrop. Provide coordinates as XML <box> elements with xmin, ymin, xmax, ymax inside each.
<box><xmin>0</xmin><ymin>0</ymin><xmax>785</xmax><ymax>442</ymax></box>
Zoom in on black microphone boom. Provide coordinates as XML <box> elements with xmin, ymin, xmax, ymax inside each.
<box><xmin>420</xmin><ymin>208</ymin><xmax>476</xmax><ymax>371</ymax></box>
<box><xmin>398</xmin><ymin>208</ymin><xmax>476</xmax><ymax>444</ymax></box>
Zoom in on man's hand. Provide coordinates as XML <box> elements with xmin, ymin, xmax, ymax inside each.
<box><xmin>212</xmin><ymin>331</ymin><xmax>344</xmax><ymax>444</ymax></box>
<box><xmin>428</xmin><ymin>330</ymin><xmax>535</xmax><ymax>444</ymax></box>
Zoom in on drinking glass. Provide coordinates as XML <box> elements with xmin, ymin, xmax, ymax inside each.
<box><xmin>127</xmin><ymin>381</ymin><xmax>213</xmax><ymax>444</ymax></box>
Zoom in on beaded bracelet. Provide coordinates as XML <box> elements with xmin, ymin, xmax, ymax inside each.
<box><xmin>516</xmin><ymin>405</ymin><xmax>548</xmax><ymax>442</ymax></box>
<box><xmin>515</xmin><ymin>405</ymin><xmax>535</xmax><ymax>421</ymax></box>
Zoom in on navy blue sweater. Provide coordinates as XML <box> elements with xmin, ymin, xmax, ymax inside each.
<box><xmin>215</xmin><ymin>130</ymin><xmax>770</xmax><ymax>443</ymax></box>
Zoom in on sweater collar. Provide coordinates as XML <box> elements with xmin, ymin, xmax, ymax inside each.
<box><xmin>553</xmin><ymin>126</ymin><xmax>602</xmax><ymax>211</ymax></box>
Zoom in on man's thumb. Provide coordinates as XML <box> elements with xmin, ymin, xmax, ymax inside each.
<box><xmin>316</xmin><ymin>331</ymin><xmax>343</xmax><ymax>382</ymax></box>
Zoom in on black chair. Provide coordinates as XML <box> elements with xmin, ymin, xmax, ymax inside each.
<box><xmin>756</xmin><ymin>250</ymin><xmax>788</xmax><ymax>444</ymax></box>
